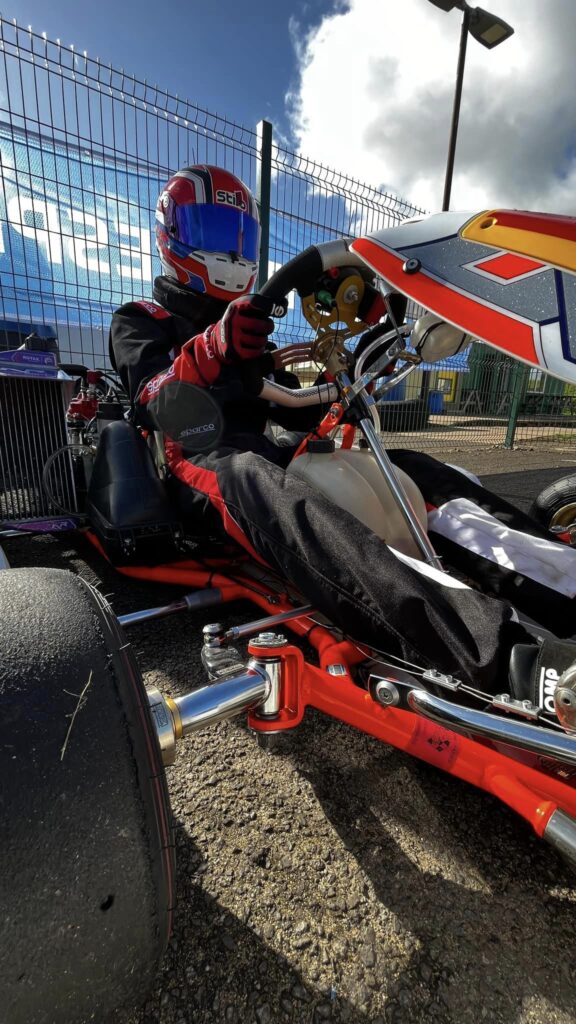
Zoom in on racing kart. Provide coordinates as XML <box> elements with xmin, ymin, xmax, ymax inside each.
<box><xmin>3</xmin><ymin>208</ymin><xmax>576</xmax><ymax>1023</ymax></box>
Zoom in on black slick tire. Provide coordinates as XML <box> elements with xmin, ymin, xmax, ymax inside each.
<box><xmin>0</xmin><ymin>567</ymin><xmax>175</xmax><ymax>1023</ymax></box>
<box><xmin>529</xmin><ymin>473</ymin><xmax>576</xmax><ymax>533</ymax></box>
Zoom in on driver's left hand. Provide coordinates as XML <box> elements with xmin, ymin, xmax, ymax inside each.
<box><xmin>271</xmin><ymin>343</ymin><xmax>313</xmax><ymax>369</ymax></box>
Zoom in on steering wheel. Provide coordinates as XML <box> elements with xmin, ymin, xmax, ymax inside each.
<box><xmin>257</xmin><ymin>238</ymin><xmax>400</xmax><ymax>406</ymax></box>
<box><xmin>152</xmin><ymin>240</ymin><xmax>405</xmax><ymax>451</ymax></box>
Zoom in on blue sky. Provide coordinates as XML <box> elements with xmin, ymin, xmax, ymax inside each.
<box><xmin>6</xmin><ymin>0</ymin><xmax>576</xmax><ymax>212</ymax></box>
<box><xmin>9</xmin><ymin>0</ymin><xmax>334</xmax><ymax>141</ymax></box>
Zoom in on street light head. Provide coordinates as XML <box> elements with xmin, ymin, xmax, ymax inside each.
<box><xmin>468</xmin><ymin>6</ymin><xmax>514</xmax><ymax>48</ymax></box>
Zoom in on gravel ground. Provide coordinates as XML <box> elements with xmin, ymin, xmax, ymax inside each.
<box><xmin>5</xmin><ymin>450</ymin><xmax>576</xmax><ymax>1024</ymax></box>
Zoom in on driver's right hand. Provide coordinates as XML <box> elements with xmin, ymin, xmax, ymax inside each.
<box><xmin>210</xmin><ymin>295</ymin><xmax>275</xmax><ymax>362</ymax></box>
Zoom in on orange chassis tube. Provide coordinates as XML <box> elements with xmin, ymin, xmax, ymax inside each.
<box><xmin>86</xmin><ymin>531</ymin><xmax>576</xmax><ymax>844</ymax></box>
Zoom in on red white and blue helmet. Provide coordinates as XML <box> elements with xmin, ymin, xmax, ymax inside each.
<box><xmin>155</xmin><ymin>165</ymin><xmax>260</xmax><ymax>301</ymax></box>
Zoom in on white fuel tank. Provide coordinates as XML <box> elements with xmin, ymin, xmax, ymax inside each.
<box><xmin>287</xmin><ymin>440</ymin><xmax>428</xmax><ymax>559</ymax></box>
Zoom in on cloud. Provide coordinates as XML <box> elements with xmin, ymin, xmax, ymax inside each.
<box><xmin>288</xmin><ymin>0</ymin><xmax>576</xmax><ymax>214</ymax></box>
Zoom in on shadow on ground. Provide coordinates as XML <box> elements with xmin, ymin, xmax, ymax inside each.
<box><xmin>285</xmin><ymin>715</ymin><xmax>576</xmax><ymax>1024</ymax></box>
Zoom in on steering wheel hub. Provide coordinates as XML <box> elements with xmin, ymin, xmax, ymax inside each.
<box><xmin>301</xmin><ymin>270</ymin><xmax>370</xmax><ymax>340</ymax></box>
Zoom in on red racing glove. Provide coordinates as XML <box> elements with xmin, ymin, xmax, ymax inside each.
<box><xmin>208</xmin><ymin>295</ymin><xmax>275</xmax><ymax>363</ymax></box>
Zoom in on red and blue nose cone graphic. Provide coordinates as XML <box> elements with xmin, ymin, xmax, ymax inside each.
<box><xmin>351</xmin><ymin>209</ymin><xmax>576</xmax><ymax>384</ymax></box>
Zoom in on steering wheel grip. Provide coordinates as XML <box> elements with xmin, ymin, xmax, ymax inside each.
<box><xmin>257</xmin><ymin>247</ymin><xmax>323</xmax><ymax>311</ymax></box>
<box><xmin>256</xmin><ymin>238</ymin><xmax>369</xmax><ymax>313</ymax></box>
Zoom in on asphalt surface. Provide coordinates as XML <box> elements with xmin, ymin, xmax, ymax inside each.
<box><xmin>5</xmin><ymin>449</ymin><xmax>576</xmax><ymax>1024</ymax></box>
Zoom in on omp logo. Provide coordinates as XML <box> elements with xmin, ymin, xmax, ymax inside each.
<box><xmin>215</xmin><ymin>189</ymin><xmax>247</xmax><ymax>211</ymax></box>
<box><xmin>539</xmin><ymin>666</ymin><xmax>560</xmax><ymax>715</ymax></box>
<box><xmin>179</xmin><ymin>423</ymin><xmax>215</xmax><ymax>438</ymax></box>
<box><xmin>139</xmin><ymin>301</ymin><xmax>162</xmax><ymax>315</ymax></box>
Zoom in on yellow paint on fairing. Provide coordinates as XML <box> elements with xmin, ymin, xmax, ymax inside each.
<box><xmin>462</xmin><ymin>211</ymin><xmax>576</xmax><ymax>275</ymax></box>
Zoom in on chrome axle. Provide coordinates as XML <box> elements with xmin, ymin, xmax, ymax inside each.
<box><xmin>147</xmin><ymin>629</ymin><xmax>291</xmax><ymax>766</ymax></box>
<box><xmin>148</xmin><ymin>667</ymin><xmax>270</xmax><ymax>766</ymax></box>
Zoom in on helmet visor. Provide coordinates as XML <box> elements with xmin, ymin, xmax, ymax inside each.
<box><xmin>175</xmin><ymin>204</ymin><xmax>260</xmax><ymax>262</ymax></box>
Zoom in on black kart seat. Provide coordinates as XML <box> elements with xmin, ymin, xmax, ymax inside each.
<box><xmin>87</xmin><ymin>420</ymin><xmax>182</xmax><ymax>563</ymax></box>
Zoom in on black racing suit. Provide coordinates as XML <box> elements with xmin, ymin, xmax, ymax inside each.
<box><xmin>110</xmin><ymin>275</ymin><xmax>549</xmax><ymax>691</ymax></box>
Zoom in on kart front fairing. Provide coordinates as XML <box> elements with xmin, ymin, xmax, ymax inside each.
<box><xmin>351</xmin><ymin>209</ymin><xmax>576</xmax><ymax>384</ymax></box>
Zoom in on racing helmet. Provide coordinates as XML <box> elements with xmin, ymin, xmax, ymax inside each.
<box><xmin>155</xmin><ymin>165</ymin><xmax>260</xmax><ymax>301</ymax></box>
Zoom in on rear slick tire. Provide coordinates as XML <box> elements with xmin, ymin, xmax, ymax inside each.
<box><xmin>0</xmin><ymin>567</ymin><xmax>175</xmax><ymax>1024</ymax></box>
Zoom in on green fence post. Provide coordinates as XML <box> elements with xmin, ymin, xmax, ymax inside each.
<box><xmin>504</xmin><ymin>362</ymin><xmax>528</xmax><ymax>449</ymax></box>
<box><xmin>256</xmin><ymin>119</ymin><xmax>272</xmax><ymax>290</ymax></box>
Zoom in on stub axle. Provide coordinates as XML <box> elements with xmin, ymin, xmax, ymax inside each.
<box><xmin>148</xmin><ymin>667</ymin><xmax>269</xmax><ymax>766</ymax></box>
<box><xmin>147</xmin><ymin>629</ymin><xmax>300</xmax><ymax>765</ymax></box>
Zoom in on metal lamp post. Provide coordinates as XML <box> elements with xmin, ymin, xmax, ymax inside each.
<box><xmin>427</xmin><ymin>0</ymin><xmax>514</xmax><ymax>210</ymax></box>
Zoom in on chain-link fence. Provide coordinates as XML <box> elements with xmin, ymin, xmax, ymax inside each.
<box><xmin>377</xmin><ymin>347</ymin><xmax>576</xmax><ymax>452</ymax></box>
<box><xmin>0</xmin><ymin>18</ymin><xmax>262</xmax><ymax>369</ymax></box>
<box><xmin>0</xmin><ymin>17</ymin><xmax>575</xmax><ymax>451</ymax></box>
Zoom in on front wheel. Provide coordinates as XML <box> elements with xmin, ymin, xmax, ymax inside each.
<box><xmin>529</xmin><ymin>473</ymin><xmax>576</xmax><ymax>536</ymax></box>
<box><xmin>0</xmin><ymin>567</ymin><xmax>175</xmax><ymax>1024</ymax></box>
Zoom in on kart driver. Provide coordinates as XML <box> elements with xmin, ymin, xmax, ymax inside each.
<box><xmin>110</xmin><ymin>164</ymin><xmax>576</xmax><ymax>706</ymax></box>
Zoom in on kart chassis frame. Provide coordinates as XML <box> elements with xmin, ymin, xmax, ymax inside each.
<box><xmin>102</xmin><ymin>534</ymin><xmax>576</xmax><ymax>871</ymax></box>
